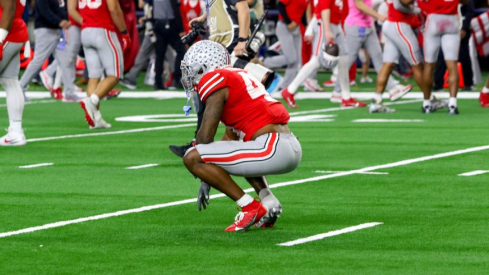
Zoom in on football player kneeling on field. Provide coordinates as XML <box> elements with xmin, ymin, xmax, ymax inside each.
<box><xmin>181</xmin><ymin>40</ymin><xmax>302</xmax><ymax>232</ymax></box>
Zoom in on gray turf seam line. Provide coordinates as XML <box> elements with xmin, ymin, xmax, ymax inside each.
<box><xmin>1</xmin><ymin>143</ymin><xmax>489</xmax><ymax>238</ymax></box>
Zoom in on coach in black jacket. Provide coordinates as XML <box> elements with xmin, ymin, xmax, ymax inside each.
<box><xmin>19</xmin><ymin>0</ymin><xmax>71</xmax><ymax>97</ymax></box>
<box><xmin>152</xmin><ymin>0</ymin><xmax>185</xmax><ymax>90</ymax></box>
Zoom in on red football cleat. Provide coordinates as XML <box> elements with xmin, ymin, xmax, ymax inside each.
<box><xmin>281</xmin><ymin>88</ymin><xmax>298</xmax><ymax>109</ymax></box>
<box><xmin>341</xmin><ymin>98</ymin><xmax>367</xmax><ymax>107</ymax></box>
<box><xmin>323</xmin><ymin>79</ymin><xmax>336</xmax><ymax>87</ymax></box>
<box><xmin>479</xmin><ymin>91</ymin><xmax>489</xmax><ymax>107</ymax></box>
<box><xmin>105</xmin><ymin>89</ymin><xmax>121</xmax><ymax>100</ymax></box>
<box><xmin>50</xmin><ymin>87</ymin><xmax>63</xmax><ymax>100</ymax></box>
<box><xmin>225</xmin><ymin>199</ymin><xmax>267</xmax><ymax>232</ymax></box>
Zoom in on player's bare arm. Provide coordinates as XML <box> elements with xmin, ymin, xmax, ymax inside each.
<box><xmin>354</xmin><ymin>0</ymin><xmax>386</xmax><ymax>22</ymax></box>
<box><xmin>233</xmin><ymin>0</ymin><xmax>250</xmax><ymax>56</ymax></box>
<box><xmin>320</xmin><ymin>9</ymin><xmax>334</xmax><ymax>43</ymax></box>
<box><xmin>107</xmin><ymin>0</ymin><xmax>128</xmax><ymax>33</ymax></box>
<box><xmin>0</xmin><ymin>0</ymin><xmax>16</xmax><ymax>37</ymax></box>
<box><xmin>195</xmin><ymin>88</ymin><xmax>228</xmax><ymax>145</ymax></box>
<box><xmin>67</xmin><ymin>0</ymin><xmax>82</xmax><ymax>25</ymax></box>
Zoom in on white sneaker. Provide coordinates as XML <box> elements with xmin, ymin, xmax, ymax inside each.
<box><xmin>90</xmin><ymin>110</ymin><xmax>112</xmax><ymax>129</ymax></box>
<box><xmin>360</xmin><ymin>76</ymin><xmax>373</xmax><ymax>83</ymax></box>
<box><xmin>303</xmin><ymin>78</ymin><xmax>324</xmax><ymax>92</ymax></box>
<box><xmin>369</xmin><ymin>102</ymin><xmax>395</xmax><ymax>113</ymax></box>
<box><xmin>90</xmin><ymin>118</ymin><xmax>112</xmax><ymax>129</ymax></box>
<box><xmin>80</xmin><ymin>97</ymin><xmax>96</xmax><ymax>127</ymax></box>
<box><xmin>330</xmin><ymin>91</ymin><xmax>342</xmax><ymax>103</ymax></box>
<box><xmin>75</xmin><ymin>85</ymin><xmax>84</xmax><ymax>93</ymax></box>
<box><xmin>63</xmin><ymin>93</ymin><xmax>84</xmax><ymax>102</ymax></box>
<box><xmin>389</xmin><ymin>84</ymin><xmax>413</xmax><ymax>101</ymax></box>
<box><xmin>39</xmin><ymin>70</ymin><xmax>53</xmax><ymax>91</ymax></box>
<box><xmin>0</xmin><ymin>128</ymin><xmax>26</xmax><ymax>146</ymax></box>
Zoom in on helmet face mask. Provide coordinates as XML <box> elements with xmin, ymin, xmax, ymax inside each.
<box><xmin>180</xmin><ymin>40</ymin><xmax>230</xmax><ymax>97</ymax></box>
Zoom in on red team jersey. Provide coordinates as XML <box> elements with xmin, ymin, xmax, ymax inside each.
<box><xmin>418</xmin><ymin>0</ymin><xmax>459</xmax><ymax>15</ymax></box>
<box><xmin>198</xmin><ymin>67</ymin><xmax>290</xmax><ymax>141</ymax></box>
<box><xmin>79</xmin><ymin>0</ymin><xmax>116</xmax><ymax>31</ymax></box>
<box><xmin>314</xmin><ymin>0</ymin><xmax>348</xmax><ymax>24</ymax></box>
<box><xmin>180</xmin><ymin>0</ymin><xmax>202</xmax><ymax>33</ymax></box>
<box><xmin>279</xmin><ymin>0</ymin><xmax>309</xmax><ymax>24</ymax></box>
<box><xmin>386</xmin><ymin>0</ymin><xmax>415</xmax><ymax>24</ymax></box>
<box><xmin>0</xmin><ymin>0</ymin><xmax>28</xmax><ymax>43</ymax></box>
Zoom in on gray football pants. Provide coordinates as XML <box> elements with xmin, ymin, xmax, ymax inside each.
<box><xmin>20</xmin><ymin>28</ymin><xmax>62</xmax><ymax>91</ymax></box>
<box><xmin>125</xmin><ymin>34</ymin><xmax>156</xmax><ymax>83</ymax></box>
<box><xmin>45</xmin><ymin>26</ymin><xmax>82</xmax><ymax>95</ymax></box>
<box><xmin>334</xmin><ymin>24</ymin><xmax>398</xmax><ymax>92</ymax></box>
<box><xmin>264</xmin><ymin>21</ymin><xmax>302</xmax><ymax>88</ymax></box>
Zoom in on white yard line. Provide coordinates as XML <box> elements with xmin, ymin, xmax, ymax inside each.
<box><xmin>276</xmin><ymin>222</ymin><xmax>383</xmax><ymax>247</ymax></box>
<box><xmin>353</xmin><ymin>119</ymin><xmax>424</xmax><ymax>123</ymax></box>
<box><xmin>0</xmin><ymin>99</ymin><xmax>57</xmax><ymax>108</ymax></box>
<box><xmin>1</xmin><ymin>143</ymin><xmax>489</xmax><ymax>238</ymax></box>
<box><xmin>26</xmin><ymin>124</ymin><xmax>195</xmax><ymax>143</ymax></box>
<box><xmin>458</xmin><ymin>170</ymin><xmax>489</xmax><ymax>176</ymax></box>
<box><xmin>315</xmin><ymin>170</ymin><xmax>388</xmax><ymax>175</ymax></box>
<box><xmin>126</xmin><ymin>164</ymin><xmax>159</xmax><ymax>170</ymax></box>
<box><xmin>19</xmin><ymin>163</ymin><xmax>54</xmax><ymax>169</ymax></box>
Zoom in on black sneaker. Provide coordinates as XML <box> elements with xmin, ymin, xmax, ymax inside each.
<box><xmin>448</xmin><ymin>105</ymin><xmax>459</xmax><ymax>115</ymax></box>
<box><xmin>169</xmin><ymin>141</ymin><xmax>194</xmax><ymax>158</ymax></box>
<box><xmin>119</xmin><ymin>78</ymin><xmax>136</xmax><ymax>90</ymax></box>
<box><xmin>422</xmin><ymin>105</ymin><xmax>436</xmax><ymax>114</ymax></box>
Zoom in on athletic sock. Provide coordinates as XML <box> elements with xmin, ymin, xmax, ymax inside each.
<box><xmin>373</xmin><ymin>93</ymin><xmax>383</xmax><ymax>104</ymax></box>
<box><xmin>423</xmin><ymin>99</ymin><xmax>431</xmax><ymax>107</ymax></box>
<box><xmin>288</xmin><ymin>57</ymin><xmax>320</xmax><ymax>94</ymax></box>
<box><xmin>482</xmin><ymin>87</ymin><xmax>489</xmax><ymax>93</ymax></box>
<box><xmin>90</xmin><ymin>93</ymin><xmax>100</xmax><ymax>106</ymax></box>
<box><xmin>236</xmin><ymin>194</ymin><xmax>254</xmax><ymax>208</ymax></box>
<box><xmin>449</xmin><ymin>97</ymin><xmax>457</xmax><ymax>107</ymax></box>
<box><xmin>338</xmin><ymin>56</ymin><xmax>351</xmax><ymax>100</ymax></box>
<box><xmin>2</xmin><ymin>78</ymin><xmax>24</xmax><ymax>132</ymax></box>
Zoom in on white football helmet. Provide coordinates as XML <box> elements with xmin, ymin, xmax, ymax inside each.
<box><xmin>318</xmin><ymin>44</ymin><xmax>340</xmax><ymax>69</ymax></box>
<box><xmin>180</xmin><ymin>40</ymin><xmax>230</xmax><ymax>95</ymax></box>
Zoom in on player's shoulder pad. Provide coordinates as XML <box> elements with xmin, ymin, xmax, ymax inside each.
<box><xmin>198</xmin><ymin>69</ymin><xmax>229</xmax><ymax>103</ymax></box>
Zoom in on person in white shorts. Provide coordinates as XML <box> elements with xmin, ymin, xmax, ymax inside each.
<box><xmin>74</xmin><ymin>0</ymin><xmax>131</xmax><ymax>129</ymax></box>
<box><xmin>418</xmin><ymin>0</ymin><xmax>468</xmax><ymax>114</ymax></box>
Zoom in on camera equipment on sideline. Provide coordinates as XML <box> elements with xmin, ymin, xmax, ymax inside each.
<box><xmin>231</xmin><ymin>9</ymin><xmax>275</xmax><ymax>89</ymax></box>
<box><xmin>181</xmin><ymin>21</ymin><xmax>207</xmax><ymax>46</ymax></box>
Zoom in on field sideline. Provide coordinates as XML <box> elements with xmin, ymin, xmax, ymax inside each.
<box><xmin>1</xmin><ymin>73</ymin><xmax>489</xmax><ymax>274</ymax></box>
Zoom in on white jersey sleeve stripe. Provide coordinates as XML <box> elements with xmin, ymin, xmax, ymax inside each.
<box><xmin>200</xmin><ymin>76</ymin><xmax>225</xmax><ymax>102</ymax></box>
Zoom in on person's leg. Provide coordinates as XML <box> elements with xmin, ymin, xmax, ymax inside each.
<box><xmin>168</xmin><ymin>24</ymin><xmax>186</xmax><ymax>86</ymax></box>
<box><xmin>56</xmin><ymin>26</ymin><xmax>83</xmax><ymax>100</ymax></box>
<box><xmin>459</xmin><ymin>36</ymin><xmax>473</xmax><ymax>89</ymax></box>
<box><xmin>19</xmin><ymin>28</ymin><xmax>60</xmax><ymax>90</ymax></box>
<box><xmin>433</xmin><ymin>50</ymin><xmax>446</xmax><ymax>91</ymax></box>
<box><xmin>440</xmin><ymin>20</ymin><xmax>461</xmax><ymax>112</ymax></box>
<box><xmin>124</xmin><ymin>35</ymin><xmax>155</xmax><ymax>84</ymax></box>
<box><xmin>153</xmin><ymin>20</ymin><xmax>168</xmax><ymax>89</ymax></box>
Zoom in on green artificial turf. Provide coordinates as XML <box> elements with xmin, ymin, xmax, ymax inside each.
<box><xmin>0</xmin><ymin>71</ymin><xmax>488</xmax><ymax>274</ymax></box>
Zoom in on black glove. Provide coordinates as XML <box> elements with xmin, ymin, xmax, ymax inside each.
<box><xmin>197</xmin><ymin>180</ymin><xmax>211</xmax><ymax>211</ymax></box>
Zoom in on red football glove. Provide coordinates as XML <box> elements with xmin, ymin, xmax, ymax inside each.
<box><xmin>0</xmin><ymin>43</ymin><xmax>3</xmax><ymax>61</ymax></box>
<box><xmin>121</xmin><ymin>33</ymin><xmax>132</xmax><ymax>52</ymax></box>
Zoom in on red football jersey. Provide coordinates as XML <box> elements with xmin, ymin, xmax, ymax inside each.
<box><xmin>198</xmin><ymin>67</ymin><xmax>290</xmax><ymax>141</ymax></box>
<box><xmin>180</xmin><ymin>0</ymin><xmax>202</xmax><ymax>33</ymax></box>
<box><xmin>79</xmin><ymin>0</ymin><xmax>117</xmax><ymax>31</ymax></box>
<box><xmin>315</xmin><ymin>0</ymin><xmax>347</xmax><ymax>24</ymax></box>
<box><xmin>386</xmin><ymin>0</ymin><xmax>415</xmax><ymax>24</ymax></box>
<box><xmin>0</xmin><ymin>0</ymin><xmax>28</xmax><ymax>43</ymax></box>
<box><xmin>279</xmin><ymin>0</ymin><xmax>309</xmax><ymax>24</ymax></box>
<box><xmin>418</xmin><ymin>0</ymin><xmax>459</xmax><ymax>15</ymax></box>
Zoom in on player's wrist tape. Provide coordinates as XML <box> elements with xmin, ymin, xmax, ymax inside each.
<box><xmin>0</xmin><ymin>28</ymin><xmax>9</xmax><ymax>44</ymax></box>
<box><xmin>121</xmin><ymin>30</ymin><xmax>128</xmax><ymax>35</ymax></box>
